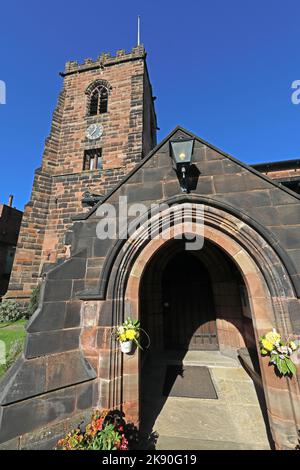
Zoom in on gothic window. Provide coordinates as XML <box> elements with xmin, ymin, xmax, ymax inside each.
<box><xmin>83</xmin><ymin>149</ymin><xmax>102</xmax><ymax>171</ymax></box>
<box><xmin>87</xmin><ymin>83</ymin><xmax>109</xmax><ymax>116</ymax></box>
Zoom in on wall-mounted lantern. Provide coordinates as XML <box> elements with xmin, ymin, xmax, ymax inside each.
<box><xmin>170</xmin><ymin>137</ymin><xmax>194</xmax><ymax>192</ymax></box>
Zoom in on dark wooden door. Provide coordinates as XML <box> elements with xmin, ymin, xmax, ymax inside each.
<box><xmin>162</xmin><ymin>253</ymin><xmax>218</xmax><ymax>351</ymax></box>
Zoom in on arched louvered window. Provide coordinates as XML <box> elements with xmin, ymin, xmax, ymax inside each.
<box><xmin>89</xmin><ymin>86</ymin><xmax>108</xmax><ymax>116</ymax></box>
<box><xmin>99</xmin><ymin>87</ymin><xmax>108</xmax><ymax>114</ymax></box>
<box><xmin>90</xmin><ymin>90</ymin><xmax>99</xmax><ymax>115</ymax></box>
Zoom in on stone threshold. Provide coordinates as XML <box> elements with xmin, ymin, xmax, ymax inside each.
<box><xmin>147</xmin><ymin>350</ymin><xmax>242</xmax><ymax>369</ymax></box>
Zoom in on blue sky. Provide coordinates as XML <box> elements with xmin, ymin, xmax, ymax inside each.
<box><xmin>0</xmin><ymin>0</ymin><xmax>299</xmax><ymax>210</ymax></box>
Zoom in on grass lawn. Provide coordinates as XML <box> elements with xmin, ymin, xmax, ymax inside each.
<box><xmin>0</xmin><ymin>320</ymin><xmax>27</xmax><ymax>380</ymax></box>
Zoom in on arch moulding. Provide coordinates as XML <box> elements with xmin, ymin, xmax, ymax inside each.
<box><xmin>102</xmin><ymin>202</ymin><xmax>300</xmax><ymax>450</ymax></box>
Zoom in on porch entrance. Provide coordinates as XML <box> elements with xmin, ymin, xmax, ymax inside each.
<box><xmin>139</xmin><ymin>239</ymin><xmax>272</xmax><ymax>449</ymax></box>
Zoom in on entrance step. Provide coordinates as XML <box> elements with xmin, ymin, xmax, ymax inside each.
<box><xmin>141</xmin><ymin>350</ymin><xmax>273</xmax><ymax>450</ymax></box>
<box><xmin>165</xmin><ymin>350</ymin><xmax>240</xmax><ymax>368</ymax></box>
<box><xmin>145</xmin><ymin>350</ymin><xmax>241</xmax><ymax>368</ymax></box>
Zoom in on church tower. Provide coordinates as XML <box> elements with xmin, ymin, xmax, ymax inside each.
<box><xmin>7</xmin><ymin>45</ymin><xmax>157</xmax><ymax>302</ymax></box>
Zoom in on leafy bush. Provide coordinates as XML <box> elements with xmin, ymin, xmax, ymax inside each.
<box><xmin>0</xmin><ymin>300</ymin><xmax>24</xmax><ymax>323</ymax></box>
<box><xmin>26</xmin><ymin>284</ymin><xmax>41</xmax><ymax>319</ymax></box>
<box><xmin>57</xmin><ymin>409</ymin><xmax>139</xmax><ymax>451</ymax></box>
<box><xmin>88</xmin><ymin>423</ymin><xmax>125</xmax><ymax>450</ymax></box>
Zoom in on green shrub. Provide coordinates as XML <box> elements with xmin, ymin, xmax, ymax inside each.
<box><xmin>26</xmin><ymin>284</ymin><xmax>41</xmax><ymax>319</ymax></box>
<box><xmin>0</xmin><ymin>300</ymin><xmax>24</xmax><ymax>323</ymax></box>
<box><xmin>4</xmin><ymin>338</ymin><xmax>24</xmax><ymax>371</ymax></box>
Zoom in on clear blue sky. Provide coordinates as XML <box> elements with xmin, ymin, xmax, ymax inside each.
<box><xmin>0</xmin><ymin>0</ymin><xmax>299</xmax><ymax>210</ymax></box>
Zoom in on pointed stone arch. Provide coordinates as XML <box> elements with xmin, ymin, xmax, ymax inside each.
<box><xmin>101</xmin><ymin>201</ymin><xmax>300</xmax><ymax>450</ymax></box>
<box><xmin>85</xmin><ymin>79</ymin><xmax>112</xmax><ymax>96</ymax></box>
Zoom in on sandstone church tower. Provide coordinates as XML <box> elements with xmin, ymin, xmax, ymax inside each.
<box><xmin>7</xmin><ymin>45</ymin><xmax>157</xmax><ymax>302</ymax></box>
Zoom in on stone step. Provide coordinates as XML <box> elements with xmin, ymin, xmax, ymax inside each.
<box><xmin>146</xmin><ymin>350</ymin><xmax>241</xmax><ymax>369</ymax></box>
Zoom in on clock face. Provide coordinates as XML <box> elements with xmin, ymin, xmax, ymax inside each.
<box><xmin>86</xmin><ymin>123</ymin><xmax>103</xmax><ymax>140</ymax></box>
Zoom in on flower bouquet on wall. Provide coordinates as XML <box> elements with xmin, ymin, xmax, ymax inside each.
<box><xmin>259</xmin><ymin>329</ymin><xmax>299</xmax><ymax>377</ymax></box>
<box><xmin>113</xmin><ymin>317</ymin><xmax>142</xmax><ymax>354</ymax></box>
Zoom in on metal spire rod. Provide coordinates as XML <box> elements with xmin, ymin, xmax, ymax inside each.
<box><xmin>137</xmin><ymin>15</ymin><xmax>141</xmax><ymax>46</ymax></box>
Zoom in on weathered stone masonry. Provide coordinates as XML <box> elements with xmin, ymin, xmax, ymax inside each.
<box><xmin>7</xmin><ymin>45</ymin><xmax>157</xmax><ymax>302</ymax></box>
<box><xmin>0</xmin><ymin>127</ymin><xmax>299</xmax><ymax>449</ymax></box>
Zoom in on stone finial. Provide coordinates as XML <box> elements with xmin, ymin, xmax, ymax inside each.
<box><xmin>116</xmin><ymin>49</ymin><xmax>126</xmax><ymax>57</ymax></box>
<box><xmin>84</xmin><ymin>58</ymin><xmax>94</xmax><ymax>65</ymax></box>
<box><xmin>132</xmin><ymin>45</ymin><xmax>145</xmax><ymax>55</ymax></box>
<box><xmin>97</xmin><ymin>53</ymin><xmax>106</xmax><ymax>62</ymax></box>
<box><xmin>65</xmin><ymin>61</ymin><xmax>78</xmax><ymax>72</ymax></box>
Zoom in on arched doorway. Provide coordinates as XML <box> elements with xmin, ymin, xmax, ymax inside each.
<box><xmin>139</xmin><ymin>238</ymin><xmax>272</xmax><ymax>449</ymax></box>
<box><xmin>139</xmin><ymin>238</ymin><xmax>257</xmax><ymax>358</ymax></box>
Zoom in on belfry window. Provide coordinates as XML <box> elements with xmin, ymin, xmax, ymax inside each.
<box><xmin>89</xmin><ymin>87</ymin><xmax>108</xmax><ymax>116</ymax></box>
<box><xmin>83</xmin><ymin>149</ymin><xmax>102</xmax><ymax>171</ymax></box>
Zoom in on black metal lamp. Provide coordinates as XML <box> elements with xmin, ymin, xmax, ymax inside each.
<box><xmin>170</xmin><ymin>137</ymin><xmax>194</xmax><ymax>192</ymax></box>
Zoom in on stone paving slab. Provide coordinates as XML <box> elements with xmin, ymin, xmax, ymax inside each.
<box><xmin>212</xmin><ymin>367</ymin><xmax>252</xmax><ymax>382</ymax></box>
<box><xmin>153</xmin><ymin>397</ymin><xmax>240</xmax><ymax>442</ymax></box>
<box><xmin>214</xmin><ymin>378</ymin><xmax>260</xmax><ymax>404</ymax></box>
<box><xmin>156</xmin><ymin>435</ymin><xmax>270</xmax><ymax>450</ymax></box>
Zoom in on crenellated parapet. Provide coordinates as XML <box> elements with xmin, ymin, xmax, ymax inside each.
<box><xmin>61</xmin><ymin>45</ymin><xmax>146</xmax><ymax>76</ymax></box>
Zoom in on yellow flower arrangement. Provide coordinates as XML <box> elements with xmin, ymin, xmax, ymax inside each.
<box><xmin>125</xmin><ymin>329</ymin><xmax>136</xmax><ymax>341</ymax></box>
<box><xmin>265</xmin><ymin>330</ymin><xmax>281</xmax><ymax>345</ymax></box>
<box><xmin>113</xmin><ymin>317</ymin><xmax>143</xmax><ymax>350</ymax></box>
<box><xmin>261</xmin><ymin>338</ymin><xmax>274</xmax><ymax>352</ymax></box>
<box><xmin>259</xmin><ymin>328</ymin><xmax>298</xmax><ymax>377</ymax></box>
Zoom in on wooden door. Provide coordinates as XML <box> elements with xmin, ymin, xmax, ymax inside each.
<box><xmin>162</xmin><ymin>253</ymin><xmax>218</xmax><ymax>351</ymax></box>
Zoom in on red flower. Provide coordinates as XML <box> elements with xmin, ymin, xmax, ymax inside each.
<box><xmin>95</xmin><ymin>419</ymin><xmax>103</xmax><ymax>430</ymax></box>
<box><xmin>119</xmin><ymin>434</ymin><xmax>128</xmax><ymax>451</ymax></box>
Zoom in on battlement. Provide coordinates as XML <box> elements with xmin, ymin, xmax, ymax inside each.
<box><xmin>61</xmin><ymin>45</ymin><xmax>146</xmax><ymax>76</ymax></box>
